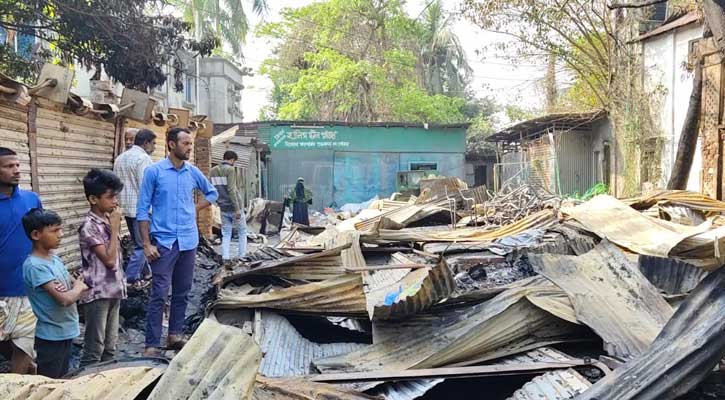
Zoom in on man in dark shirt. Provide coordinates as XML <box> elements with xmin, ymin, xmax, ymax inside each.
<box><xmin>0</xmin><ymin>147</ymin><xmax>42</xmax><ymax>373</ymax></box>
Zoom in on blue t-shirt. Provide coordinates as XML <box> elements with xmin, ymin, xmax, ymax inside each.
<box><xmin>0</xmin><ymin>187</ymin><xmax>42</xmax><ymax>296</ymax></box>
<box><xmin>23</xmin><ymin>255</ymin><xmax>79</xmax><ymax>341</ymax></box>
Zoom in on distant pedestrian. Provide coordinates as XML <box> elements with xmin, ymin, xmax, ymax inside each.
<box><xmin>22</xmin><ymin>209</ymin><xmax>88</xmax><ymax>378</ymax></box>
<box><xmin>113</xmin><ymin>129</ymin><xmax>156</xmax><ymax>289</ymax></box>
<box><xmin>0</xmin><ymin>147</ymin><xmax>40</xmax><ymax>374</ymax></box>
<box><xmin>124</xmin><ymin>128</ymin><xmax>139</xmax><ymax>151</ymax></box>
<box><xmin>78</xmin><ymin>169</ymin><xmax>126</xmax><ymax>366</ymax></box>
<box><xmin>136</xmin><ymin>127</ymin><xmax>217</xmax><ymax>356</ymax></box>
<box><xmin>287</xmin><ymin>177</ymin><xmax>312</xmax><ymax>225</ymax></box>
<box><xmin>210</xmin><ymin>151</ymin><xmax>247</xmax><ymax>267</ymax></box>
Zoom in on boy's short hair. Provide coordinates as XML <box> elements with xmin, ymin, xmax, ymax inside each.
<box><xmin>82</xmin><ymin>169</ymin><xmax>124</xmax><ymax>200</ymax></box>
<box><xmin>22</xmin><ymin>208</ymin><xmax>62</xmax><ymax>239</ymax></box>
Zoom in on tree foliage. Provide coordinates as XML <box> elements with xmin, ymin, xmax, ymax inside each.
<box><xmin>257</xmin><ymin>0</ymin><xmax>468</xmax><ymax>123</ymax></box>
<box><xmin>174</xmin><ymin>0</ymin><xmax>267</xmax><ymax>58</ymax></box>
<box><xmin>462</xmin><ymin>0</ymin><xmax>622</xmax><ymax>110</ymax></box>
<box><xmin>0</xmin><ymin>0</ymin><xmax>217</xmax><ymax>90</ymax></box>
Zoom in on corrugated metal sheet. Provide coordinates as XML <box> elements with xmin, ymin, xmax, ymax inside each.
<box><xmin>368</xmin><ymin>379</ymin><xmax>444</xmax><ymax>400</ymax></box>
<box><xmin>555</xmin><ymin>131</ymin><xmax>594</xmax><ymax>196</ymax></box>
<box><xmin>148</xmin><ymin>318</ymin><xmax>261</xmax><ymax>400</ymax></box>
<box><xmin>252</xmin><ymin>376</ymin><xmax>378</xmax><ymax>399</ymax></box>
<box><xmin>371</xmin><ymin>209</ymin><xmax>556</xmax><ymax>243</ymax></box>
<box><xmin>562</xmin><ymin>195</ymin><xmax>715</xmax><ymax>263</ymax></box>
<box><xmin>0</xmin><ymin>101</ymin><xmax>31</xmax><ymax>190</ymax></box>
<box><xmin>637</xmin><ymin>255</ymin><xmax>709</xmax><ymax>295</ymax></box>
<box><xmin>313</xmin><ymin>278</ymin><xmax>582</xmax><ymax>373</ymax></box>
<box><xmin>36</xmin><ymin>106</ymin><xmax>116</xmax><ymax>270</ymax></box>
<box><xmin>624</xmin><ymin>189</ymin><xmax>725</xmax><ymax>214</ymax></box>
<box><xmin>366</xmin><ymin>258</ymin><xmax>455</xmax><ymax>320</ymax></box>
<box><xmin>368</xmin><ymin>347</ymin><xmax>578</xmax><ymax>400</ymax></box>
<box><xmin>0</xmin><ymin>366</ymin><xmax>163</xmax><ymax>399</ymax></box>
<box><xmin>211</xmin><ymin>126</ymin><xmax>255</xmax><ymax>168</ymax></box>
<box><xmin>215</xmin><ymin>274</ymin><xmax>368</xmax><ymax>317</ymax></box>
<box><xmin>507</xmin><ymin>369</ymin><xmax>591</xmax><ymax>400</ymax></box>
<box><xmin>576</xmin><ymin>267</ymin><xmax>725</xmax><ymax>400</ymax></box>
<box><xmin>525</xmin><ymin>136</ymin><xmax>554</xmax><ymax>191</ymax></box>
<box><xmin>257</xmin><ymin>311</ymin><xmax>366</xmax><ymax>377</ymax></box>
<box><xmin>530</xmin><ymin>241</ymin><xmax>673</xmax><ymax>359</ymax></box>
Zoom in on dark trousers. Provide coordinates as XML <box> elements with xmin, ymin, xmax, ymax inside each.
<box><xmin>125</xmin><ymin>217</ymin><xmax>150</xmax><ymax>282</ymax></box>
<box><xmin>81</xmin><ymin>299</ymin><xmax>120</xmax><ymax>366</ymax></box>
<box><xmin>35</xmin><ymin>337</ymin><xmax>73</xmax><ymax>378</ymax></box>
<box><xmin>145</xmin><ymin>241</ymin><xmax>196</xmax><ymax>348</ymax></box>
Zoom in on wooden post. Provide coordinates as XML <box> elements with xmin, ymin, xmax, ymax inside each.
<box><xmin>27</xmin><ymin>100</ymin><xmax>39</xmax><ymax>193</ymax></box>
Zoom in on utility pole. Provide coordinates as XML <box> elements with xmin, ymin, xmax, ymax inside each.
<box><xmin>545</xmin><ymin>52</ymin><xmax>557</xmax><ymax>113</ymax></box>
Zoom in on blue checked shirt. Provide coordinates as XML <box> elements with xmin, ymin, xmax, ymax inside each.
<box><xmin>136</xmin><ymin>158</ymin><xmax>218</xmax><ymax>251</ymax></box>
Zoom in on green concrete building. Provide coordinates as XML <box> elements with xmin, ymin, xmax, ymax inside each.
<box><xmin>251</xmin><ymin>121</ymin><xmax>468</xmax><ymax>209</ymax></box>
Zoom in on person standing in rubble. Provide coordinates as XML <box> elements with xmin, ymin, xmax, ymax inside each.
<box><xmin>286</xmin><ymin>177</ymin><xmax>312</xmax><ymax>225</ymax></box>
<box><xmin>209</xmin><ymin>151</ymin><xmax>247</xmax><ymax>268</ymax></box>
<box><xmin>136</xmin><ymin>127</ymin><xmax>217</xmax><ymax>357</ymax></box>
<box><xmin>114</xmin><ymin>129</ymin><xmax>156</xmax><ymax>289</ymax></box>
<box><xmin>0</xmin><ymin>147</ymin><xmax>41</xmax><ymax>374</ymax></box>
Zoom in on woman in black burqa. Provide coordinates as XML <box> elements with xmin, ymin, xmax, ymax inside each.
<box><xmin>286</xmin><ymin>177</ymin><xmax>313</xmax><ymax>225</ymax></box>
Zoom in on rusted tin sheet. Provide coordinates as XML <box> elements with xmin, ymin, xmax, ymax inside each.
<box><xmin>0</xmin><ymin>366</ymin><xmax>163</xmax><ymax>400</ymax></box>
<box><xmin>148</xmin><ymin>318</ymin><xmax>262</xmax><ymax>400</ymax></box>
<box><xmin>369</xmin><ymin>210</ymin><xmax>556</xmax><ymax>243</ymax></box>
<box><xmin>257</xmin><ymin>311</ymin><xmax>366</xmax><ymax>377</ymax></box>
<box><xmin>219</xmin><ymin>245</ymin><xmax>350</xmax><ymax>284</ymax></box>
<box><xmin>561</xmin><ymin>195</ymin><xmax>713</xmax><ymax>263</ymax></box>
<box><xmin>216</xmin><ymin>274</ymin><xmax>368</xmax><ymax>317</ymax></box>
<box><xmin>252</xmin><ymin>375</ymin><xmax>379</xmax><ymax>400</ymax></box>
<box><xmin>35</xmin><ymin>105</ymin><xmax>116</xmax><ymax>270</ymax></box>
<box><xmin>575</xmin><ymin>267</ymin><xmax>725</xmax><ymax>400</ymax></box>
<box><xmin>314</xmin><ymin>278</ymin><xmax>583</xmax><ymax>373</ymax></box>
<box><xmin>508</xmin><ymin>369</ymin><xmax>591</xmax><ymax>400</ymax></box>
<box><xmin>366</xmin><ymin>258</ymin><xmax>455</xmax><ymax>320</ymax></box>
<box><xmin>637</xmin><ymin>255</ymin><xmax>709</xmax><ymax>295</ymax></box>
<box><xmin>625</xmin><ymin>190</ymin><xmax>725</xmax><ymax>214</ymax></box>
<box><xmin>530</xmin><ymin>241</ymin><xmax>673</xmax><ymax>359</ymax></box>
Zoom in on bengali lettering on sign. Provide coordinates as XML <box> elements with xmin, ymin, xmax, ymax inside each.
<box><xmin>272</xmin><ymin>129</ymin><xmax>350</xmax><ymax>149</ymax></box>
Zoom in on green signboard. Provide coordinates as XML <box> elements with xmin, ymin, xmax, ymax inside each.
<box><xmin>268</xmin><ymin>125</ymin><xmax>465</xmax><ymax>153</ymax></box>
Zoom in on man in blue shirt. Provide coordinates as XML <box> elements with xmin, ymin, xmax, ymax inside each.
<box><xmin>137</xmin><ymin>128</ymin><xmax>217</xmax><ymax>356</ymax></box>
<box><xmin>0</xmin><ymin>147</ymin><xmax>41</xmax><ymax>374</ymax></box>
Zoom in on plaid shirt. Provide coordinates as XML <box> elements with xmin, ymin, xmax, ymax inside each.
<box><xmin>113</xmin><ymin>145</ymin><xmax>153</xmax><ymax>218</ymax></box>
<box><xmin>78</xmin><ymin>212</ymin><xmax>127</xmax><ymax>304</ymax></box>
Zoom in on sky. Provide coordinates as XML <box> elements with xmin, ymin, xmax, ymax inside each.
<box><xmin>240</xmin><ymin>0</ymin><xmax>548</xmax><ymax>123</ymax></box>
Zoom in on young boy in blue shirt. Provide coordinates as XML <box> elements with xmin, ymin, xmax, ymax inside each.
<box><xmin>22</xmin><ymin>208</ymin><xmax>88</xmax><ymax>378</ymax></box>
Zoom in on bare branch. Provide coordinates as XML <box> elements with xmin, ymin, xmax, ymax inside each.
<box><xmin>608</xmin><ymin>0</ymin><xmax>667</xmax><ymax>10</ymax></box>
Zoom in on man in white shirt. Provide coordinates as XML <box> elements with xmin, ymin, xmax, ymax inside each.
<box><xmin>113</xmin><ymin>129</ymin><xmax>155</xmax><ymax>288</ymax></box>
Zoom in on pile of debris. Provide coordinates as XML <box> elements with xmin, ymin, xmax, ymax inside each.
<box><xmin>2</xmin><ymin>181</ymin><xmax>725</xmax><ymax>399</ymax></box>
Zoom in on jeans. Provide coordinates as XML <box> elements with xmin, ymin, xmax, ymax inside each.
<box><xmin>145</xmin><ymin>240</ymin><xmax>196</xmax><ymax>348</ymax></box>
<box><xmin>221</xmin><ymin>210</ymin><xmax>247</xmax><ymax>260</ymax></box>
<box><xmin>35</xmin><ymin>337</ymin><xmax>73</xmax><ymax>378</ymax></box>
<box><xmin>125</xmin><ymin>217</ymin><xmax>150</xmax><ymax>282</ymax></box>
<box><xmin>81</xmin><ymin>299</ymin><xmax>120</xmax><ymax>365</ymax></box>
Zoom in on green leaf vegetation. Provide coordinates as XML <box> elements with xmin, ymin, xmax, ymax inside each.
<box><xmin>0</xmin><ymin>0</ymin><xmax>217</xmax><ymax>91</ymax></box>
<box><xmin>257</xmin><ymin>0</ymin><xmax>472</xmax><ymax>123</ymax></box>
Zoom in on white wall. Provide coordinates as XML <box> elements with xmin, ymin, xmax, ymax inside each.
<box><xmin>642</xmin><ymin>23</ymin><xmax>703</xmax><ymax>192</ymax></box>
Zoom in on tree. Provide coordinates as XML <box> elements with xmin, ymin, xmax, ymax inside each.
<box><xmin>257</xmin><ymin>0</ymin><xmax>467</xmax><ymax>123</ymax></box>
<box><xmin>174</xmin><ymin>0</ymin><xmax>267</xmax><ymax>58</ymax></box>
<box><xmin>0</xmin><ymin>0</ymin><xmax>216</xmax><ymax>91</ymax></box>
<box><xmin>420</xmin><ymin>0</ymin><xmax>473</xmax><ymax>96</ymax></box>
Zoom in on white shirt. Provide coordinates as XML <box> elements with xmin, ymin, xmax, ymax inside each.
<box><xmin>113</xmin><ymin>145</ymin><xmax>153</xmax><ymax>218</ymax></box>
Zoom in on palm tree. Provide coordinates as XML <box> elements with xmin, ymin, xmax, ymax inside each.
<box><xmin>420</xmin><ymin>0</ymin><xmax>472</xmax><ymax>96</ymax></box>
<box><xmin>178</xmin><ymin>0</ymin><xmax>268</xmax><ymax>57</ymax></box>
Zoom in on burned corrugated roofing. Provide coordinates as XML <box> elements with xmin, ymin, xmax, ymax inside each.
<box><xmin>0</xmin><ymin>366</ymin><xmax>164</xmax><ymax>400</ymax></box>
<box><xmin>508</xmin><ymin>369</ymin><xmax>591</xmax><ymax>400</ymax></box>
<box><xmin>258</xmin><ymin>311</ymin><xmax>366</xmax><ymax>377</ymax></box>
<box><xmin>215</xmin><ymin>274</ymin><xmax>368</xmax><ymax>317</ymax></box>
<box><xmin>147</xmin><ymin>318</ymin><xmax>261</xmax><ymax>400</ymax></box>
<box><xmin>638</xmin><ymin>255</ymin><xmax>709</xmax><ymax>295</ymax></box>
<box><xmin>530</xmin><ymin>241</ymin><xmax>673</xmax><ymax>360</ymax></box>
<box><xmin>314</xmin><ymin>278</ymin><xmax>584</xmax><ymax>373</ymax></box>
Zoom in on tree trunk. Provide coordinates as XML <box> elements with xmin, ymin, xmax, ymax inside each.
<box><xmin>545</xmin><ymin>53</ymin><xmax>557</xmax><ymax>113</ymax></box>
<box><xmin>703</xmin><ymin>0</ymin><xmax>725</xmax><ymax>53</ymax></box>
<box><xmin>667</xmin><ymin>60</ymin><xmax>703</xmax><ymax>190</ymax></box>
